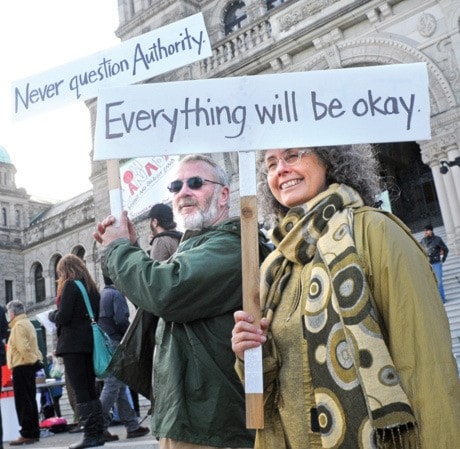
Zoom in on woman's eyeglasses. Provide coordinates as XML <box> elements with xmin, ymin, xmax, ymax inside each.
<box><xmin>265</xmin><ymin>149</ymin><xmax>311</xmax><ymax>175</ymax></box>
<box><xmin>167</xmin><ymin>176</ymin><xmax>224</xmax><ymax>193</ymax></box>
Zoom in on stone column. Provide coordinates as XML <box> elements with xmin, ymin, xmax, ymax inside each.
<box><xmin>431</xmin><ymin>163</ymin><xmax>455</xmax><ymax>237</ymax></box>
<box><xmin>43</xmin><ymin>269</ymin><xmax>53</xmax><ymax>302</ymax></box>
<box><xmin>446</xmin><ymin>145</ymin><xmax>460</xmax><ymax>214</ymax></box>
<box><xmin>420</xmin><ymin>140</ymin><xmax>454</xmax><ymax>238</ymax></box>
<box><xmin>420</xmin><ymin>136</ymin><xmax>460</xmax><ymax>254</ymax></box>
<box><xmin>25</xmin><ymin>275</ymin><xmax>33</xmax><ymax>306</ymax></box>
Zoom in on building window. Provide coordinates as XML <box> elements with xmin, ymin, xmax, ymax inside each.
<box><xmin>224</xmin><ymin>2</ymin><xmax>248</xmax><ymax>35</ymax></box>
<box><xmin>5</xmin><ymin>280</ymin><xmax>13</xmax><ymax>304</ymax></box>
<box><xmin>34</xmin><ymin>264</ymin><xmax>46</xmax><ymax>303</ymax></box>
<box><xmin>73</xmin><ymin>246</ymin><xmax>86</xmax><ymax>260</ymax></box>
<box><xmin>53</xmin><ymin>256</ymin><xmax>61</xmax><ymax>298</ymax></box>
<box><xmin>1</xmin><ymin>207</ymin><xmax>6</xmax><ymax>226</ymax></box>
<box><xmin>267</xmin><ymin>0</ymin><xmax>286</xmax><ymax>10</ymax></box>
<box><xmin>15</xmin><ymin>209</ymin><xmax>20</xmax><ymax>227</ymax></box>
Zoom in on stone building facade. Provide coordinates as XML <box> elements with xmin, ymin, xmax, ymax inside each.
<box><xmin>1</xmin><ymin>0</ymin><xmax>459</xmax><ymax>321</ymax></box>
<box><xmin>91</xmin><ymin>0</ymin><xmax>460</xmax><ymax>250</ymax></box>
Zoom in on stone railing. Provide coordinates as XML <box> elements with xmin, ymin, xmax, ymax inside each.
<box><xmin>200</xmin><ymin>20</ymin><xmax>272</xmax><ymax>75</ymax></box>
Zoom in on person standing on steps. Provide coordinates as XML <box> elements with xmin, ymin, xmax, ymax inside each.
<box><xmin>420</xmin><ymin>224</ymin><xmax>449</xmax><ymax>303</ymax></box>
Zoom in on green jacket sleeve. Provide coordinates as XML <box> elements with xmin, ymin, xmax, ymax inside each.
<box><xmin>102</xmin><ymin>228</ymin><xmax>244</xmax><ymax>322</ymax></box>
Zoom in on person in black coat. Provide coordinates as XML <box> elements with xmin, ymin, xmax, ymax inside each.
<box><xmin>0</xmin><ymin>305</ymin><xmax>9</xmax><ymax>449</ymax></box>
<box><xmin>49</xmin><ymin>254</ymin><xmax>104</xmax><ymax>449</ymax></box>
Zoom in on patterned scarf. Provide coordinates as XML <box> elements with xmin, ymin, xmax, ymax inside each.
<box><xmin>261</xmin><ymin>184</ymin><xmax>418</xmax><ymax>449</ymax></box>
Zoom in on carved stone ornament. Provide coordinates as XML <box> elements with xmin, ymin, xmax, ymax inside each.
<box><xmin>279</xmin><ymin>0</ymin><xmax>337</xmax><ymax>32</ymax></box>
<box><xmin>417</xmin><ymin>13</ymin><xmax>436</xmax><ymax>38</ymax></box>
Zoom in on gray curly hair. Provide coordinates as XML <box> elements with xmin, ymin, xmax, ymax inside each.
<box><xmin>257</xmin><ymin>144</ymin><xmax>384</xmax><ymax>225</ymax></box>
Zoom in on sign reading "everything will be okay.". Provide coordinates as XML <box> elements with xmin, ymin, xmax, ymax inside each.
<box><xmin>12</xmin><ymin>13</ymin><xmax>211</xmax><ymax>120</ymax></box>
<box><xmin>93</xmin><ymin>63</ymin><xmax>431</xmax><ymax>160</ymax></box>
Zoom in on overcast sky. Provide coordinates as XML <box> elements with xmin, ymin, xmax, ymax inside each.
<box><xmin>0</xmin><ymin>0</ymin><xmax>119</xmax><ymax>201</ymax></box>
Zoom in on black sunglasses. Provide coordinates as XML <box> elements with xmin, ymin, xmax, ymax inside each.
<box><xmin>167</xmin><ymin>176</ymin><xmax>224</xmax><ymax>193</ymax></box>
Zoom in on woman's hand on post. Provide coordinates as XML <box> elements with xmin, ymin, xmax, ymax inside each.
<box><xmin>232</xmin><ymin>311</ymin><xmax>269</xmax><ymax>361</ymax></box>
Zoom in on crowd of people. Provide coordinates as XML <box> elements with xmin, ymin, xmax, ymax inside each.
<box><xmin>1</xmin><ymin>149</ymin><xmax>459</xmax><ymax>449</ymax></box>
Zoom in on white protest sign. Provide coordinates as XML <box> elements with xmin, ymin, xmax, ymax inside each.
<box><xmin>120</xmin><ymin>155</ymin><xmax>180</xmax><ymax>219</ymax></box>
<box><xmin>12</xmin><ymin>13</ymin><xmax>211</xmax><ymax>120</ymax></box>
<box><xmin>93</xmin><ymin>63</ymin><xmax>430</xmax><ymax>160</ymax></box>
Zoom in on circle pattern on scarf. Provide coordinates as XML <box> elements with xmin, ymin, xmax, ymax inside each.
<box><xmin>359</xmin><ymin>349</ymin><xmax>373</xmax><ymax>369</ymax></box>
<box><xmin>333</xmin><ymin>223</ymin><xmax>349</xmax><ymax>241</ymax></box>
<box><xmin>326</xmin><ymin>323</ymin><xmax>359</xmax><ymax>390</ymax></box>
<box><xmin>333</xmin><ymin>264</ymin><xmax>367</xmax><ymax>319</ymax></box>
<box><xmin>315</xmin><ymin>388</ymin><xmax>346</xmax><ymax>448</ymax></box>
<box><xmin>315</xmin><ymin>344</ymin><xmax>327</xmax><ymax>364</ymax></box>
<box><xmin>358</xmin><ymin>418</ymin><xmax>377</xmax><ymax>449</ymax></box>
<box><xmin>322</xmin><ymin>204</ymin><xmax>337</xmax><ymax>221</ymax></box>
<box><xmin>358</xmin><ymin>314</ymin><xmax>382</xmax><ymax>339</ymax></box>
<box><xmin>379</xmin><ymin>365</ymin><xmax>400</xmax><ymax>387</ymax></box>
<box><xmin>304</xmin><ymin>265</ymin><xmax>330</xmax><ymax>333</ymax></box>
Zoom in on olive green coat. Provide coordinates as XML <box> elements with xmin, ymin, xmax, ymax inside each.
<box><xmin>237</xmin><ymin>208</ymin><xmax>460</xmax><ymax>449</ymax></box>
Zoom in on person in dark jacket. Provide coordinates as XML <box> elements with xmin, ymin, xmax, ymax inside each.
<box><xmin>148</xmin><ymin>203</ymin><xmax>182</xmax><ymax>260</ymax></box>
<box><xmin>94</xmin><ymin>155</ymin><xmax>271</xmax><ymax>449</ymax></box>
<box><xmin>49</xmin><ymin>254</ymin><xmax>105</xmax><ymax>449</ymax></box>
<box><xmin>121</xmin><ymin>203</ymin><xmax>182</xmax><ymax>419</ymax></box>
<box><xmin>0</xmin><ymin>305</ymin><xmax>8</xmax><ymax>449</ymax></box>
<box><xmin>420</xmin><ymin>224</ymin><xmax>449</xmax><ymax>302</ymax></box>
<box><xmin>98</xmin><ymin>276</ymin><xmax>149</xmax><ymax>441</ymax></box>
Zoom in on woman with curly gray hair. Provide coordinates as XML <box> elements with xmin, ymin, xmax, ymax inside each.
<box><xmin>232</xmin><ymin>146</ymin><xmax>459</xmax><ymax>449</ymax></box>
<box><xmin>257</xmin><ymin>144</ymin><xmax>382</xmax><ymax>224</ymax></box>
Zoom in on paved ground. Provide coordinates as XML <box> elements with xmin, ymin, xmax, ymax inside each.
<box><xmin>4</xmin><ymin>391</ymin><xmax>157</xmax><ymax>449</ymax></box>
<box><xmin>6</xmin><ymin>423</ymin><xmax>158</xmax><ymax>449</ymax></box>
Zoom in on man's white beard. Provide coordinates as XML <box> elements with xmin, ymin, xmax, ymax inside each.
<box><xmin>178</xmin><ymin>189</ymin><xmax>220</xmax><ymax>231</ymax></box>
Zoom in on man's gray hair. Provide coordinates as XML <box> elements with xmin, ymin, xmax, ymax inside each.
<box><xmin>179</xmin><ymin>154</ymin><xmax>229</xmax><ymax>187</ymax></box>
<box><xmin>6</xmin><ymin>300</ymin><xmax>25</xmax><ymax>315</ymax></box>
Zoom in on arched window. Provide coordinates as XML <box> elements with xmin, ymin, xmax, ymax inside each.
<box><xmin>5</xmin><ymin>280</ymin><xmax>13</xmax><ymax>304</ymax></box>
<box><xmin>34</xmin><ymin>263</ymin><xmax>46</xmax><ymax>303</ymax></box>
<box><xmin>267</xmin><ymin>0</ymin><xmax>286</xmax><ymax>10</ymax></box>
<box><xmin>224</xmin><ymin>1</ymin><xmax>248</xmax><ymax>35</ymax></box>
<box><xmin>73</xmin><ymin>245</ymin><xmax>86</xmax><ymax>260</ymax></box>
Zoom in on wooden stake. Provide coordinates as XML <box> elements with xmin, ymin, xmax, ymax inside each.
<box><xmin>239</xmin><ymin>151</ymin><xmax>264</xmax><ymax>429</ymax></box>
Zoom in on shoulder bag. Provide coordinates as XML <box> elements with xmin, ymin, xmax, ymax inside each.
<box><xmin>75</xmin><ymin>280</ymin><xmax>113</xmax><ymax>378</ymax></box>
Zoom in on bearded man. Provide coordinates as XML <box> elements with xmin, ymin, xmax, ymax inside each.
<box><xmin>94</xmin><ymin>154</ymin><xmax>271</xmax><ymax>449</ymax></box>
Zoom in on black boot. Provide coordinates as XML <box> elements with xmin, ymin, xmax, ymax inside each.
<box><xmin>69</xmin><ymin>400</ymin><xmax>105</xmax><ymax>449</ymax></box>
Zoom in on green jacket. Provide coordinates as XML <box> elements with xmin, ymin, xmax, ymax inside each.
<box><xmin>102</xmin><ymin>218</ymin><xmax>271</xmax><ymax>447</ymax></box>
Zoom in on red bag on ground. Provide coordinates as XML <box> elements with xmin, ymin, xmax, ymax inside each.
<box><xmin>40</xmin><ymin>417</ymin><xmax>68</xmax><ymax>433</ymax></box>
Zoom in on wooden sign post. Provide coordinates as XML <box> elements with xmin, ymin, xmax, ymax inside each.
<box><xmin>106</xmin><ymin>159</ymin><xmax>123</xmax><ymax>225</ymax></box>
<box><xmin>239</xmin><ymin>151</ymin><xmax>264</xmax><ymax>428</ymax></box>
